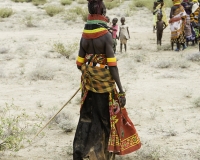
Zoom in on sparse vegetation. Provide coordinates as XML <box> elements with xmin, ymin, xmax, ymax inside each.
<box><xmin>133</xmin><ymin>53</ymin><xmax>146</xmax><ymax>62</ymax></box>
<box><xmin>80</xmin><ymin>8</ymin><xmax>88</xmax><ymax>22</ymax></box>
<box><xmin>133</xmin><ymin>142</ymin><xmax>162</xmax><ymax>160</ymax></box>
<box><xmin>45</xmin><ymin>5</ymin><xmax>64</xmax><ymax>17</ymax></box>
<box><xmin>60</xmin><ymin>0</ymin><xmax>72</xmax><ymax>5</ymax></box>
<box><xmin>153</xmin><ymin>60</ymin><xmax>171</xmax><ymax>68</ymax></box>
<box><xmin>104</xmin><ymin>0</ymin><xmax>122</xmax><ymax>10</ymax></box>
<box><xmin>186</xmin><ymin>52</ymin><xmax>200</xmax><ymax>62</ymax></box>
<box><xmin>66</xmin><ymin>145</ymin><xmax>73</xmax><ymax>155</ymax></box>
<box><xmin>65</xmin><ymin>12</ymin><xmax>77</xmax><ymax>22</ymax></box>
<box><xmin>53</xmin><ymin>42</ymin><xmax>78</xmax><ymax>58</ymax></box>
<box><xmin>29</xmin><ymin>61</ymin><xmax>56</xmax><ymax>81</ymax></box>
<box><xmin>54</xmin><ymin>112</ymin><xmax>75</xmax><ymax>132</ymax></box>
<box><xmin>0</xmin><ymin>8</ymin><xmax>13</xmax><ymax>18</ymax></box>
<box><xmin>32</xmin><ymin>0</ymin><xmax>46</xmax><ymax>6</ymax></box>
<box><xmin>0</xmin><ymin>103</ymin><xmax>40</xmax><ymax>151</ymax></box>
<box><xmin>157</xmin><ymin>44</ymin><xmax>171</xmax><ymax>51</ymax></box>
<box><xmin>175</xmin><ymin>60</ymin><xmax>190</xmax><ymax>69</ymax></box>
<box><xmin>24</xmin><ymin>16</ymin><xmax>36</xmax><ymax>27</ymax></box>
<box><xmin>1</xmin><ymin>0</ymin><xmax>200</xmax><ymax>159</ymax></box>
<box><xmin>11</xmin><ymin>0</ymin><xmax>46</xmax><ymax>5</ymax></box>
<box><xmin>193</xmin><ymin>97</ymin><xmax>200</xmax><ymax>107</ymax></box>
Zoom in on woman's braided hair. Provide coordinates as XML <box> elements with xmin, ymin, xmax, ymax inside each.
<box><xmin>87</xmin><ymin>0</ymin><xmax>106</xmax><ymax>15</ymax></box>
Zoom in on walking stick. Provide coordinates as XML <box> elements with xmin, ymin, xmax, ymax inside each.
<box><xmin>32</xmin><ymin>87</ymin><xmax>80</xmax><ymax>141</ymax></box>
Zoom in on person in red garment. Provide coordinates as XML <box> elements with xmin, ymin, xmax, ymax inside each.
<box><xmin>111</xmin><ymin>18</ymin><xmax>119</xmax><ymax>54</ymax></box>
<box><xmin>73</xmin><ymin>0</ymin><xmax>141</xmax><ymax>159</ymax></box>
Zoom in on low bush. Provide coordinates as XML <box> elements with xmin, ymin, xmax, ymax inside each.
<box><xmin>28</xmin><ymin>61</ymin><xmax>57</xmax><ymax>81</ymax></box>
<box><xmin>45</xmin><ymin>5</ymin><xmax>64</xmax><ymax>17</ymax></box>
<box><xmin>32</xmin><ymin>0</ymin><xmax>46</xmax><ymax>6</ymax></box>
<box><xmin>0</xmin><ymin>103</ymin><xmax>45</xmax><ymax>151</ymax></box>
<box><xmin>153</xmin><ymin>60</ymin><xmax>172</xmax><ymax>68</ymax></box>
<box><xmin>24</xmin><ymin>16</ymin><xmax>36</xmax><ymax>27</ymax></box>
<box><xmin>0</xmin><ymin>8</ymin><xmax>13</xmax><ymax>18</ymax></box>
<box><xmin>53</xmin><ymin>42</ymin><xmax>78</xmax><ymax>58</ymax></box>
<box><xmin>104</xmin><ymin>0</ymin><xmax>121</xmax><ymax>10</ymax></box>
<box><xmin>186</xmin><ymin>53</ymin><xmax>200</xmax><ymax>62</ymax></box>
<box><xmin>60</xmin><ymin>0</ymin><xmax>72</xmax><ymax>5</ymax></box>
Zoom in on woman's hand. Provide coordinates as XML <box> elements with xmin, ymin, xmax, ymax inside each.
<box><xmin>119</xmin><ymin>97</ymin><xmax>126</xmax><ymax>108</ymax></box>
<box><xmin>119</xmin><ymin>92</ymin><xmax>126</xmax><ymax>108</ymax></box>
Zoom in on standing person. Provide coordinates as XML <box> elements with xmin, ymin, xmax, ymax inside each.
<box><xmin>74</xmin><ymin>0</ymin><xmax>141</xmax><ymax>159</ymax></box>
<box><xmin>119</xmin><ymin>17</ymin><xmax>130</xmax><ymax>53</ymax></box>
<box><xmin>111</xmin><ymin>18</ymin><xmax>119</xmax><ymax>54</ymax></box>
<box><xmin>153</xmin><ymin>0</ymin><xmax>168</xmax><ymax>33</ymax></box>
<box><xmin>190</xmin><ymin>0</ymin><xmax>200</xmax><ymax>44</ymax></box>
<box><xmin>182</xmin><ymin>0</ymin><xmax>195</xmax><ymax>46</ymax></box>
<box><xmin>156</xmin><ymin>13</ymin><xmax>167</xmax><ymax>45</ymax></box>
<box><xmin>169</xmin><ymin>0</ymin><xmax>187</xmax><ymax>51</ymax></box>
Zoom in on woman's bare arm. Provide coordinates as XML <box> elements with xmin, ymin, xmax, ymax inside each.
<box><xmin>105</xmin><ymin>34</ymin><xmax>124</xmax><ymax>93</ymax></box>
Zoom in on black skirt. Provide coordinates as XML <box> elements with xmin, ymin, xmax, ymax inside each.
<box><xmin>73</xmin><ymin>91</ymin><xmax>115</xmax><ymax>160</ymax></box>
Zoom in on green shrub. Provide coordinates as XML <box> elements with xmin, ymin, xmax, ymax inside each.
<box><xmin>104</xmin><ymin>0</ymin><xmax>121</xmax><ymax>10</ymax></box>
<box><xmin>0</xmin><ymin>103</ymin><xmax>28</xmax><ymax>151</ymax></box>
<box><xmin>65</xmin><ymin>12</ymin><xmax>77</xmax><ymax>21</ymax></box>
<box><xmin>45</xmin><ymin>5</ymin><xmax>64</xmax><ymax>17</ymax></box>
<box><xmin>69</xmin><ymin>6</ymin><xmax>83</xmax><ymax>15</ymax></box>
<box><xmin>32</xmin><ymin>0</ymin><xmax>46</xmax><ymax>6</ymax></box>
<box><xmin>0</xmin><ymin>8</ymin><xmax>13</xmax><ymax>18</ymax></box>
<box><xmin>134</xmin><ymin>0</ymin><xmax>146</xmax><ymax>7</ymax></box>
<box><xmin>80</xmin><ymin>8</ymin><xmax>88</xmax><ymax>22</ymax></box>
<box><xmin>68</xmin><ymin>7</ymin><xmax>88</xmax><ymax>21</ymax></box>
<box><xmin>60</xmin><ymin>0</ymin><xmax>72</xmax><ymax>5</ymax></box>
<box><xmin>0</xmin><ymin>103</ymin><xmax>45</xmax><ymax>151</ymax></box>
<box><xmin>53</xmin><ymin>42</ymin><xmax>78</xmax><ymax>58</ymax></box>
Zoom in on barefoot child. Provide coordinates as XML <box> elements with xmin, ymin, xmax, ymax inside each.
<box><xmin>111</xmin><ymin>18</ymin><xmax>119</xmax><ymax>54</ymax></box>
<box><xmin>119</xmin><ymin>17</ymin><xmax>130</xmax><ymax>52</ymax></box>
<box><xmin>156</xmin><ymin>13</ymin><xmax>167</xmax><ymax>45</ymax></box>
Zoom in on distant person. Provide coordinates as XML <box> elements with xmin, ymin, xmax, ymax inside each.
<box><xmin>119</xmin><ymin>17</ymin><xmax>130</xmax><ymax>52</ymax></box>
<box><xmin>153</xmin><ymin>0</ymin><xmax>168</xmax><ymax>33</ymax></box>
<box><xmin>111</xmin><ymin>18</ymin><xmax>119</xmax><ymax>54</ymax></box>
<box><xmin>182</xmin><ymin>0</ymin><xmax>195</xmax><ymax>46</ymax></box>
<box><xmin>190</xmin><ymin>0</ymin><xmax>200</xmax><ymax>44</ymax></box>
<box><xmin>156</xmin><ymin>13</ymin><xmax>167</xmax><ymax>45</ymax></box>
<box><xmin>169</xmin><ymin>0</ymin><xmax>187</xmax><ymax>51</ymax></box>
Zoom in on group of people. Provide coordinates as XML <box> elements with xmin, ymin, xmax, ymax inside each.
<box><xmin>106</xmin><ymin>16</ymin><xmax>130</xmax><ymax>53</ymax></box>
<box><xmin>154</xmin><ymin>0</ymin><xmax>200</xmax><ymax>51</ymax></box>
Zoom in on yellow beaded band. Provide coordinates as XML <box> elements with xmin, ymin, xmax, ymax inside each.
<box><xmin>107</xmin><ymin>57</ymin><xmax>117</xmax><ymax>66</ymax></box>
<box><xmin>76</xmin><ymin>56</ymin><xmax>85</xmax><ymax>66</ymax></box>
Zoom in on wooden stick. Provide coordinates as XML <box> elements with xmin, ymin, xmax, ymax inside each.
<box><xmin>32</xmin><ymin>87</ymin><xmax>80</xmax><ymax>141</ymax></box>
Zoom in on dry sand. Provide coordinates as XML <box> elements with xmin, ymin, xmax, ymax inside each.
<box><xmin>0</xmin><ymin>0</ymin><xmax>200</xmax><ymax>160</ymax></box>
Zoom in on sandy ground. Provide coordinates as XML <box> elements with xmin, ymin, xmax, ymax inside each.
<box><xmin>1</xmin><ymin>0</ymin><xmax>200</xmax><ymax>160</ymax></box>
